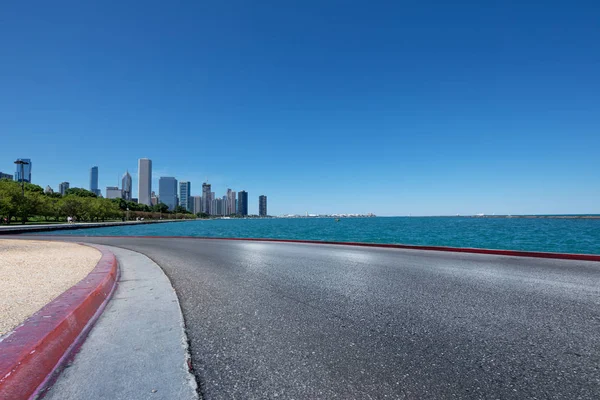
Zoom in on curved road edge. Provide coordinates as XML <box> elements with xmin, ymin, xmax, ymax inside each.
<box><xmin>0</xmin><ymin>243</ymin><xmax>119</xmax><ymax>400</ymax></box>
<box><xmin>43</xmin><ymin>245</ymin><xmax>198</xmax><ymax>400</ymax></box>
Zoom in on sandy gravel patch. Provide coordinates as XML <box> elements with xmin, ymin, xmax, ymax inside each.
<box><xmin>0</xmin><ymin>239</ymin><xmax>101</xmax><ymax>336</ymax></box>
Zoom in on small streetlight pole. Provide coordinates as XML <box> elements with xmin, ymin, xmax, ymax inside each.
<box><xmin>14</xmin><ymin>159</ymin><xmax>30</xmax><ymax>225</ymax></box>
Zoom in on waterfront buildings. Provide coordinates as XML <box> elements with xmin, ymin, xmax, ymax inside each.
<box><xmin>191</xmin><ymin>196</ymin><xmax>202</xmax><ymax>214</ymax></box>
<box><xmin>227</xmin><ymin>189</ymin><xmax>236</xmax><ymax>215</ymax></box>
<box><xmin>90</xmin><ymin>166</ymin><xmax>100</xmax><ymax>196</ymax></box>
<box><xmin>259</xmin><ymin>195</ymin><xmax>267</xmax><ymax>217</ymax></box>
<box><xmin>122</xmin><ymin>171</ymin><xmax>132</xmax><ymax>201</ymax></box>
<box><xmin>106</xmin><ymin>186</ymin><xmax>122</xmax><ymax>199</ymax></box>
<box><xmin>59</xmin><ymin>182</ymin><xmax>70</xmax><ymax>196</ymax></box>
<box><xmin>4</xmin><ymin>156</ymin><xmax>270</xmax><ymax>215</ymax></box>
<box><xmin>138</xmin><ymin>158</ymin><xmax>152</xmax><ymax>206</ymax></box>
<box><xmin>202</xmin><ymin>183</ymin><xmax>211</xmax><ymax>214</ymax></box>
<box><xmin>159</xmin><ymin>177</ymin><xmax>178</xmax><ymax>211</ymax></box>
<box><xmin>211</xmin><ymin>197</ymin><xmax>224</xmax><ymax>215</ymax></box>
<box><xmin>222</xmin><ymin>195</ymin><xmax>228</xmax><ymax>215</ymax></box>
<box><xmin>179</xmin><ymin>181</ymin><xmax>191</xmax><ymax>212</ymax></box>
<box><xmin>237</xmin><ymin>190</ymin><xmax>248</xmax><ymax>216</ymax></box>
<box><xmin>14</xmin><ymin>159</ymin><xmax>32</xmax><ymax>183</ymax></box>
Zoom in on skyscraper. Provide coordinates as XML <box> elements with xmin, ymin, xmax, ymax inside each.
<box><xmin>59</xmin><ymin>182</ymin><xmax>70</xmax><ymax>196</ymax></box>
<box><xmin>202</xmin><ymin>183</ymin><xmax>212</xmax><ymax>214</ymax></box>
<box><xmin>15</xmin><ymin>159</ymin><xmax>32</xmax><ymax>183</ymax></box>
<box><xmin>227</xmin><ymin>189</ymin><xmax>236</xmax><ymax>215</ymax></box>
<box><xmin>237</xmin><ymin>190</ymin><xmax>248</xmax><ymax>216</ymax></box>
<box><xmin>216</xmin><ymin>198</ymin><xmax>224</xmax><ymax>215</ymax></box>
<box><xmin>138</xmin><ymin>158</ymin><xmax>152</xmax><ymax>206</ymax></box>
<box><xmin>122</xmin><ymin>171</ymin><xmax>132</xmax><ymax>201</ymax></box>
<box><xmin>0</xmin><ymin>172</ymin><xmax>13</xmax><ymax>180</ymax></box>
<box><xmin>90</xmin><ymin>166</ymin><xmax>99</xmax><ymax>195</ymax></box>
<box><xmin>259</xmin><ymin>195</ymin><xmax>267</xmax><ymax>217</ymax></box>
<box><xmin>179</xmin><ymin>181</ymin><xmax>191</xmax><ymax>212</ymax></box>
<box><xmin>191</xmin><ymin>196</ymin><xmax>202</xmax><ymax>215</ymax></box>
<box><xmin>106</xmin><ymin>186</ymin><xmax>122</xmax><ymax>199</ymax></box>
<box><xmin>159</xmin><ymin>177</ymin><xmax>178</xmax><ymax>211</ymax></box>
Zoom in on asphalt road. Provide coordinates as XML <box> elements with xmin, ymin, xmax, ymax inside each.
<box><xmin>25</xmin><ymin>236</ymin><xmax>600</xmax><ymax>399</ymax></box>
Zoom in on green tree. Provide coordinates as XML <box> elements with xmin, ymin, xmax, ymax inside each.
<box><xmin>19</xmin><ymin>191</ymin><xmax>42</xmax><ymax>223</ymax></box>
<box><xmin>175</xmin><ymin>205</ymin><xmax>190</xmax><ymax>214</ymax></box>
<box><xmin>38</xmin><ymin>196</ymin><xmax>61</xmax><ymax>221</ymax></box>
<box><xmin>60</xmin><ymin>195</ymin><xmax>85</xmax><ymax>221</ymax></box>
<box><xmin>0</xmin><ymin>180</ymin><xmax>21</xmax><ymax>224</ymax></box>
<box><xmin>65</xmin><ymin>187</ymin><xmax>98</xmax><ymax>198</ymax></box>
<box><xmin>24</xmin><ymin>182</ymin><xmax>44</xmax><ymax>194</ymax></box>
<box><xmin>152</xmin><ymin>203</ymin><xmax>169</xmax><ymax>213</ymax></box>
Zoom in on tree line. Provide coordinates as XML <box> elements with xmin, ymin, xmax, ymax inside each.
<box><xmin>0</xmin><ymin>179</ymin><xmax>194</xmax><ymax>224</ymax></box>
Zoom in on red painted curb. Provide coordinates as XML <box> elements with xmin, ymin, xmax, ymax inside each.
<box><xmin>0</xmin><ymin>244</ymin><xmax>118</xmax><ymax>400</ymax></box>
<box><xmin>43</xmin><ymin>235</ymin><xmax>600</xmax><ymax>262</ymax></box>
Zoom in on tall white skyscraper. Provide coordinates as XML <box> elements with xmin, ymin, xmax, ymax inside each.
<box><xmin>227</xmin><ymin>189</ymin><xmax>236</xmax><ymax>215</ymax></box>
<box><xmin>138</xmin><ymin>158</ymin><xmax>152</xmax><ymax>206</ymax></box>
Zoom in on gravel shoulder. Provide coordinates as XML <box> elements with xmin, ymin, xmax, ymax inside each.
<box><xmin>0</xmin><ymin>239</ymin><xmax>101</xmax><ymax>335</ymax></box>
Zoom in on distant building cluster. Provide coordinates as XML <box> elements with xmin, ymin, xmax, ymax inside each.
<box><xmin>136</xmin><ymin>159</ymin><xmax>265</xmax><ymax>216</ymax></box>
<box><xmin>1</xmin><ymin>157</ymin><xmax>268</xmax><ymax>216</ymax></box>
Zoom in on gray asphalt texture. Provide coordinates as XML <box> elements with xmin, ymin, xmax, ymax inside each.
<box><xmin>25</xmin><ymin>236</ymin><xmax>600</xmax><ymax>399</ymax></box>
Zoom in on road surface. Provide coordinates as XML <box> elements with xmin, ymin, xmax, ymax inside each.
<box><xmin>21</xmin><ymin>236</ymin><xmax>600</xmax><ymax>399</ymax></box>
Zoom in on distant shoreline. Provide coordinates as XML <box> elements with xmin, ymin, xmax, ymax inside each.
<box><xmin>467</xmin><ymin>215</ymin><xmax>600</xmax><ymax>219</ymax></box>
<box><xmin>278</xmin><ymin>215</ymin><xmax>600</xmax><ymax>219</ymax></box>
<box><xmin>395</xmin><ymin>215</ymin><xmax>600</xmax><ymax>219</ymax></box>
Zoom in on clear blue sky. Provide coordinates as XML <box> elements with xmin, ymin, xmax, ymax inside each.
<box><xmin>1</xmin><ymin>1</ymin><xmax>598</xmax><ymax>216</ymax></box>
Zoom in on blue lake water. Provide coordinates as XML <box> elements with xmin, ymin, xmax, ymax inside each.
<box><xmin>38</xmin><ymin>217</ymin><xmax>600</xmax><ymax>255</ymax></box>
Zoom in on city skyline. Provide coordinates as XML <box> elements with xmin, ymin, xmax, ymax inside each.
<box><xmin>1</xmin><ymin>155</ymin><xmax>271</xmax><ymax>215</ymax></box>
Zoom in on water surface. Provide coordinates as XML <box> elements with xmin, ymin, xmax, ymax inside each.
<box><xmin>39</xmin><ymin>217</ymin><xmax>600</xmax><ymax>255</ymax></box>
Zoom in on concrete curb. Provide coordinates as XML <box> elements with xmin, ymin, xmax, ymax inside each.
<box><xmin>47</xmin><ymin>235</ymin><xmax>600</xmax><ymax>262</ymax></box>
<box><xmin>0</xmin><ymin>244</ymin><xmax>119</xmax><ymax>400</ymax></box>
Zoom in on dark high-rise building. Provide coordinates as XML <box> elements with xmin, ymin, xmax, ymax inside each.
<box><xmin>90</xmin><ymin>166</ymin><xmax>99</xmax><ymax>195</ymax></box>
<box><xmin>179</xmin><ymin>181</ymin><xmax>191</xmax><ymax>212</ymax></box>
<box><xmin>59</xmin><ymin>182</ymin><xmax>70</xmax><ymax>196</ymax></box>
<box><xmin>202</xmin><ymin>182</ymin><xmax>212</xmax><ymax>214</ymax></box>
<box><xmin>237</xmin><ymin>190</ymin><xmax>248</xmax><ymax>216</ymax></box>
<box><xmin>259</xmin><ymin>195</ymin><xmax>267</xmax><ymax>217</ymax></box>
<box><xmin>15</xmin><ymin>159</ymin><xmax>32</xmax><ymax>183</ymax></box>
<box><xmin>159</xmin><ymin>177</ymin><xmax>178</xmax><ymax>211</ymax></box>
<box><xmin>122</xmin><ymin>171</ymin><xmax>132</xmax><ymax>201</ymax></box>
